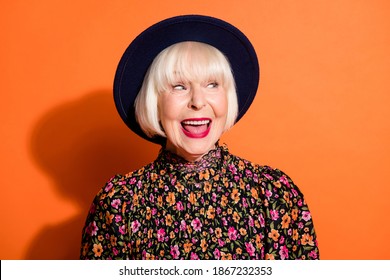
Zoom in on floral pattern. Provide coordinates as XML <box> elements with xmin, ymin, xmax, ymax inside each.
<box><xmin>80</xmin><ymin>145</ymin><xmax>319</xmax><ymax>260</ymax></box>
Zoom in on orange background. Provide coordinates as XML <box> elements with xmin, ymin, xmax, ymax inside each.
<box><xmin>1</xmin><ymin>0</ymin><xmax>389</xmax><ymax>260</ymax></box>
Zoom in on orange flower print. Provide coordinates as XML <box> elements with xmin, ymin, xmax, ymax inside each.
<box><xmin>175</xmin><ymin>182</ymin><xmax>184</xmax><ymax>193</ymax></box>
<box><xmin>301</xmin><ymin>233</ymin><xmax>315</xmax><ymax>246</ymax></box>
<box><xmin>292</xmin><ymin>229</ymin><xmax>299</xmax><ymax>241</ymax></box>
<box><xmin>265</xmin><ymin>253</ymin><xmax>275</xmax><ymax>260</ymax></box>
<box><xmin>239</xmin><ymin>228</ymin><xmax>247</xmax><ymax>236</ymax></box>
<box><xmin>238</xmin><ymin>160</ymin><xmax>245</xmax><ymax>171</ymax></box>
<box><xmin>239</xmin><ymin>179</ymin><xmax>245</xmax><ymax>189</ymax></box>
<box><xmin>199</xmin><ymin>169</ymin><xmax>210</xmax><ymax>180</ymax></box>
<box><xmin>165</xmin><ymin>214</ymin><xmax>173</xmax><ymax>226</ymax></box>
<box><xmin>221</xmin><ymin>195</ymin><xmax>228</xmax><ymax>207</ymax></box>
<box><xmin>145</xmin><ymin>252</ymin><xmax>155</xmax><ymax>260</ymax></box>
<box><xmin>236</xmin><ymin>248</ymin><xmax>242</xmax><ymax>255</ymax></box>
<box><xmin>157</xmin><ymin>195</ymin><xmax>163</xmax><ymax>207</ymax></box>
<box><xmin>215</xmin><ymin>228</ymin><xmax>222</xmax><ymax>238</ymax></box>
<box><xmin>268</xmin><ymin>229</ymin><xmax>280</xmax><ymax>242</ymax></box>
<box><xmin>283</xmin><ymin>191</ymin><xmax>290</xmax><ymax>202</ymax></box>
<box><xmin>105</xmin><ymin>211</ymin><xmax>114</xmax><ymax>224</ymax></box>
<box><xmin>206</xmin><ymin>205</ymin><xmax>215</xmax><ymax>219</ymax></box>
<box><xmin>255</xmin><ymin>234</ymin><xmax>263</xmax><ymax>249</ymax></box>
<box><xmin>223</xmin><ymin>177</ymin><xmax>229</xmax><ymax>187</ymax></box>
<box><xmin>146</xmin><ymin>207</ymin><xmax>151</xmax><ymax>220</ymax></box>
<box><xmin>291</xmin><ymin>208</ymin><xmax>298</xmax><ymax>221</ymax></box>
<box><xmin>203</xmin><ymin>182</ymin><xmax>212</xmax><ymax>193</ymax></box>
<box><xmin>200</xmin><ymin>239</ymin><xmax>208</xmax><ymax>252</ymax></box>
<box><xmin>133</xmin><ymin>193</ymin><xmax>139</xmax><ymax>206</ymax></box>
<box><xmin>166</xmin><ymin>192</ymin><xmax>176</xmax><ymax>206</ymax></box>
<box><xmin>281</xmin><ymin>213</ymin><xmax>291</xmax><ymax>229</ymax></box>
<box><xmin>189</xmin><ymin>192</ymin><xmax>197</xmax><ymax>205</ymax></box>
<box><xmin>273</xmin><ymin>181</ymin><xmax>281</xmax><ymax>188</ymax></box>
<box><xmin>233</xmin><ymin>211</ymin><xmax>240</xmax><ymax>223</ymax></box>
<box><xmin>184</xmin><ymin>241</ymin><xmax>193</xmax><ymax>253</ymax></box>
<box><xmin>251</xmin><ymin>187</ymin><xmax>258</xmax><ymax>200</ymax></box>
<box><xmin>110</xmin><ymin>236</ymin><xmax>117</xmax><ymax>246</ymax></box>
<box><xmin>150</xmin><ymin>172</ymin><xmax>158</xmax><ymax>182</ymax></box>
<box><xmin>92</xmin><ymin>243</ymin><xmax>103</xmax><ymax>257</ymax></box>
<box><xmin>231</xmin><ymin>188</ymin><xmax>240</xmax><ymax>203</ymax></box>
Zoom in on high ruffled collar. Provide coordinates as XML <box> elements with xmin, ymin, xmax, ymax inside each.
<box><xmin>156</xmin><ymin>144</ymin><xmax>228</xmax><ymax>173</ymax></box>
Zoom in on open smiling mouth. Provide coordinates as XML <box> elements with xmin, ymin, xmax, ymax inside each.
<box><xmin>181</xmin><ymin>118</ymin><xmax>211</xmax><ymax>138</ymax></box>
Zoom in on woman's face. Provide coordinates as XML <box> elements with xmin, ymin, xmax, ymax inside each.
<box><xmin>158</xmin><ymin>78</ymin><xmax>228</xmax><ymax>162</ymax></box>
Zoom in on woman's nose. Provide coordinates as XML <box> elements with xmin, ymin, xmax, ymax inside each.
<box><xmin>188</xmin><ymin>86</ymin><xmax>206</xmax><ymax>110</ymax></box>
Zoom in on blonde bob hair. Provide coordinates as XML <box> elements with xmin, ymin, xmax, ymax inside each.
<box><xmin>134</xmin><ymin>41</ymin><xmax>238</xmax><ymax>138</ymax></box>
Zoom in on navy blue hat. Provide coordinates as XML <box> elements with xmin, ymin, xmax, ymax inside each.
<box><xmin>114</xmin><ymin>15</ymin><xmax>259</xmax><ymax>144</ymax></box>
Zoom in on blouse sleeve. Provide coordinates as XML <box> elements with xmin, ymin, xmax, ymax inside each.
<box><xmin>80</xmin><ymin>175</ymin><xmax>131</xmax><ymax>259</ymax></box>
<box><xmin>262</xmin><ymin>168</ymin><xmax>320</xmax><ymax>260</ymax></box>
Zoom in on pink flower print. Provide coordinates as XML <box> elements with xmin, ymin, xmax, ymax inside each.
<box><xmin>259</xmin><ymin>214</ymin><xmax>265</xmax><ymax>227</ymax></box>
<box><xmin>190</xmin><ymin>252</ymin><xmax>199</xmax><ymax>260</ymax></box>
<box><xmin>180</xmin><ymin>220</ymin><xmax>186</xmax><ymax>231</ymax></box>
<box><xmin>245</xmin><ymin>169</ymin><xmax>253</xmax><ymax>177</ymax></box>
<box><xmin>114</xmin><ymin>215</ymin><xmax>122</xmax><ymax>223</ymax></box>
<box><xmin>170</xmin><ymin>245</ymin><xmax>180</xmax><ymax>259</ymax></box>
<box><xmin>245</xmin><ymin>242</ymin><xmax>255</xmax><ymax>257</ymax></box>
<box><xmin>228</xmin><ymin>164</ymin><xmax>237</xmax><ymax>174</ymax></box>
<box><xmin>242</xmin><ymin>197</ymin><xmax>248</xmax><ymax>208</ymax></box>
<box><xmin>131</xmin><ymin>220</ymin><xmax>141</xmax><ymax>233</ymax></box>
<box><xmin>86</xmin><ymin>221</ymin><xmax>98</xmax><ymax>236</ymax></box>
<box><xmin>112</xmin><ymin>247</ymin><xmax>119</xmax><ymax>256</ymax></box>
<box><xmin>291</xmin><ymin>189</ymin><xmax>298</xmax><ymax>197</ymax></box>
<box><xmin>111</xmin><ymin>199</ymin><xmax>121</xmax><ymax>209</ymax></box>
<box><xmin>309</xmin><ymin>250</ymin><xmax>318</xmax><ymax>259</ymax></box>
<box><xmin>176</xmin><ymin>201</ymin><xmax>184</xmax><ymax>211</ymax></box>
<box><xmin>157</xmin><ymin>228</ymin><xmax>165</xmax><ymax>242</ymax></box>
<box><xmin>279</xmin><ymin>236</ymin><xmax>285</xmax><ymax>244</ymax></box>
<box><xmin>227</xmin><ymin>227</ymin><xmax>238</xmax><ymax>241</ymax></box>
<box><xmin>248</xmin><ymin>216</ymin><xmax>254</xmax><ymax>227</ymax></box>
<box><xmin>279</xmin><ymin>245</ymin><xmax>289</xmax><ymax>260</ymax></box>
<box><xmin>191</xmin><ymin>218</ymin><xmax>202</xmax><ymax>232</ymax></box>
<box><xmin>213</xmin><ymin>248</ymin><xmax>221</xmax><ymax>259</ymax></box>
<box><xmin>302</xmin><ymin>211</ymin><xmax>311</xmax><ymax>222</ymax></box>
<box><xmin>279</xmin><ymin>175</ymin><xmax>289</xmax><ymax>187</ymax></box>
<box><xmin>129</xmin><ymin>177</ymin><xmax>136</xmax><ymax>185</ymax></box>
<box><xmin>119</xmin><ymin>225</ymin><xmax>127</xmax><ymax>235</ymax></box>
<box><xmin>152</xmin><ymin>208</ymin><xmax>157</xmax><ymax>215</ymax></box>
<box><xmin>222</xmin><ymin>217</ymin><xmax>228</xmax><ymax>226</ymax></box>
<box><xmin>265</xmin><ymin>189</ymin><xmax>272</xmax><ymax>199</ymax></box>
<box><xmin>270</xmin><ymin>210</ymin><xmax>280</xmax><ymax>221</ymax></box>
<box><xmin>264</xmin><ymin>174</ymin><xmax>273</xmax><ymax>180</ymax></box>
<box><xmin>149</xmin><ymin>193</ymin><xmax>155</xmax><ymax>203</ymax></box>
<box><xmin>104</xmin><ymin>182</ymin><xmax>113</xmax><ymax>192</ymax></box>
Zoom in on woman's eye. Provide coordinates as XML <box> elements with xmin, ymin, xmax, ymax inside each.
<box><xmin>173</xmin><ymin>84</ymin><xmax>186</xmax><ymax>90</ymax></box>
<box><xmin>207</xmin><ymin>82</ymin><xmax>218</xmax><ymax>88</ymax></box>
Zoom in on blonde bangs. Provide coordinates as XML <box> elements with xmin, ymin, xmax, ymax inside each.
<box><xmin>152</xmin><ymin>42</ymin><xmax>234</xmax><ymax>93</ymax></box>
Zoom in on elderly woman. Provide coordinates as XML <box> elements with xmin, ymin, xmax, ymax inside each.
<box><xmin>80</xmin><ymin>15</ymin><xmax>319</xmax><ymax>260</ymax></box>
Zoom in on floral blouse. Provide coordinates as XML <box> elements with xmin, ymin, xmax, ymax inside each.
<box><xmin>80</xmin><ymin>145</ymin><xmax>319</xmax><ymax>260</ymax></box>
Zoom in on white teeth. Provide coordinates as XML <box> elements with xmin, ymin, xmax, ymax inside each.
<box><xmin>182</xmin><ymin>120</ymin><xmax>210</xmax><ymax>125</ymax></box>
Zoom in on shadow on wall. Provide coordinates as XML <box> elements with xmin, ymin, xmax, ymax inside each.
<box><xmin>26</xmin><ymin>91</ymin><xmax>159</xmax><ymax>259</ymax></box>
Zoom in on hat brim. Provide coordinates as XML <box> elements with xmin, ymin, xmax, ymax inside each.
<box><xmin>114</xmin><ymin>15</ymin><xmax>259</xmax><ymax>144</ymax></box>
